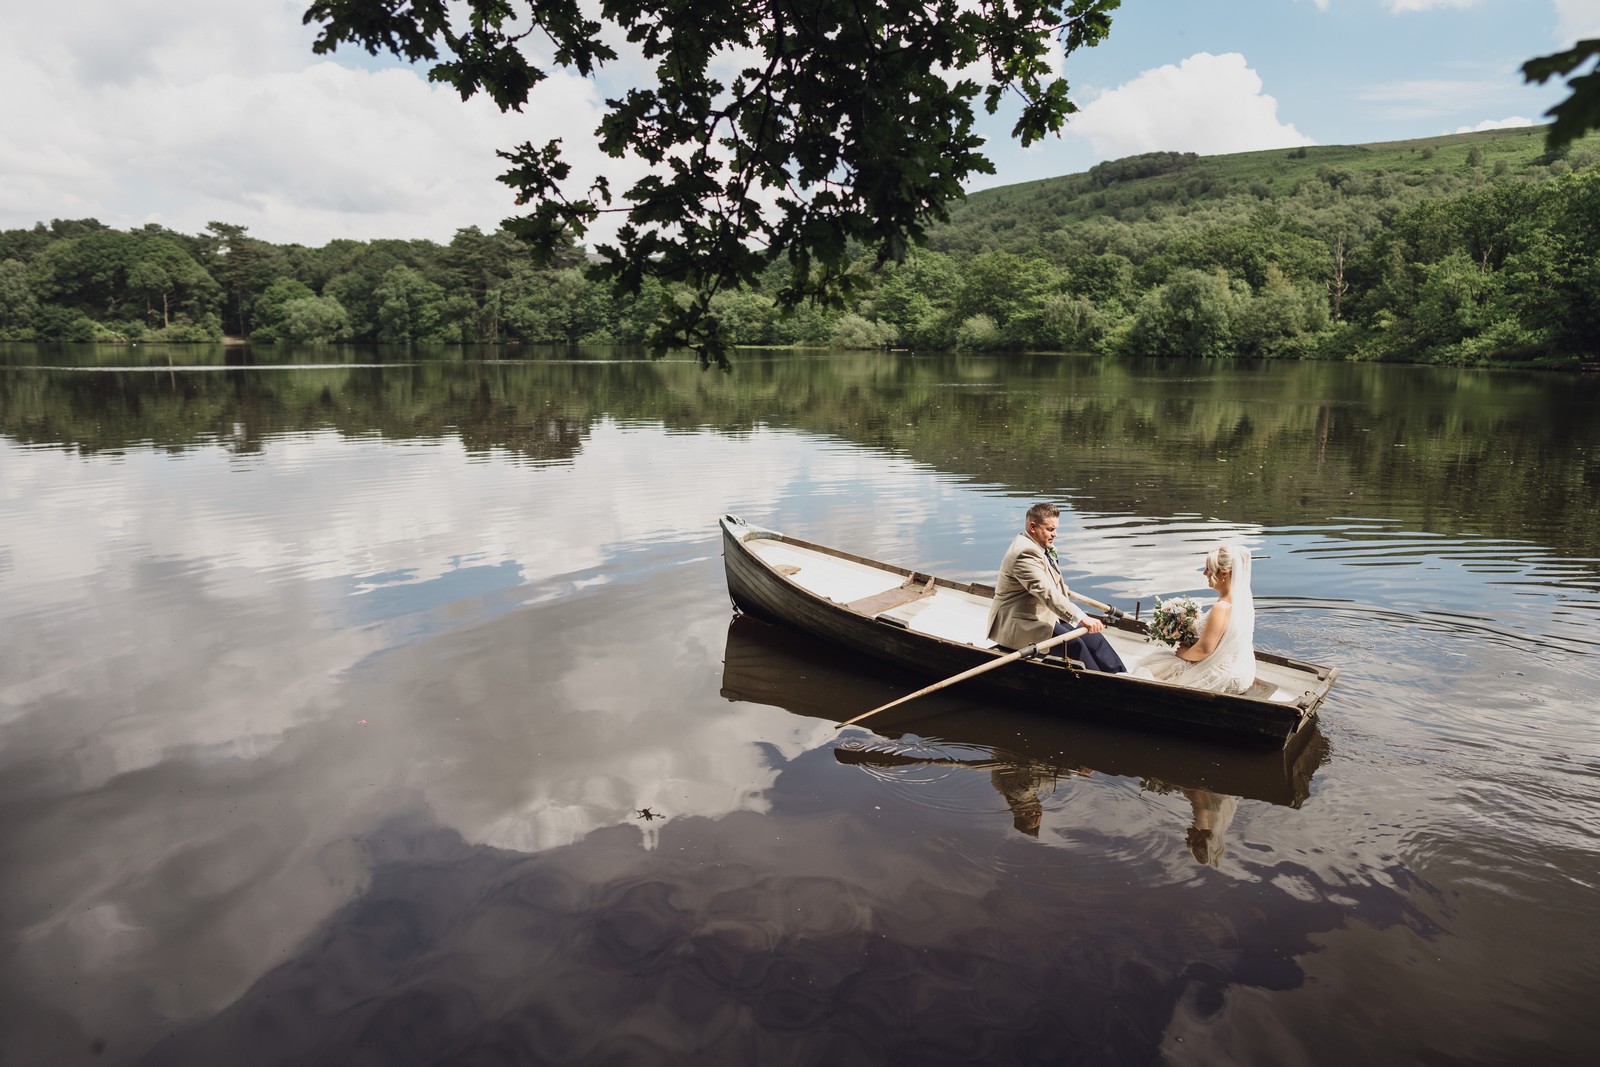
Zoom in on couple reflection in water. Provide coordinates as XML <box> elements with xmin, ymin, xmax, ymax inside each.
<box><xmin>838</xmin><ymin>747</ymin><xmax>1236</xmax><ymax>865</ymax></box>
<box><xmin>989</xmin><ymin>762</ymin><xmax>1238</xmax><ymax>867</ymax></box>
<box><xmin>1138</xmin><ymin>778</ymin><xmax>1240</xmax><ymax>867</ymax></box>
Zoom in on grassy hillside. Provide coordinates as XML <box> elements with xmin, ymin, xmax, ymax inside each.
<box><xmin>935</xmin><ymin>126</ymin><xmax>1584</xmax><ymax>253</ymax></box>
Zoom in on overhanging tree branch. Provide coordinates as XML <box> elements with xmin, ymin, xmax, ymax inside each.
<box><xmin>304</xmin><ymin>0</ymin><xmax>1122</xmax><ymax>365</ymax></box>
<box><xmin>1523</xmin><ymin>39</ymin><xmax>1600</xmax><ymax>151</ymax></box>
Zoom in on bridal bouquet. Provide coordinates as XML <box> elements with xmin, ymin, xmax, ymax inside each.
<box><xmin>1148</xmin><ymin>595</ymin><xmax>1199</xmax><ymax>647</ymax></box>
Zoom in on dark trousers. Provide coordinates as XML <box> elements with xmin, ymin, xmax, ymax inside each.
<box><xmin>1053</xmin><ymin>620</ymin><xmax>1127</xmax><ymax>673</ymax></box>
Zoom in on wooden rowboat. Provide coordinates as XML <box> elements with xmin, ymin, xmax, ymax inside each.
<box><xmin>720</xmin><ymin>514</ymin><xmax>1338</xmax><ymax>747</ymax></box>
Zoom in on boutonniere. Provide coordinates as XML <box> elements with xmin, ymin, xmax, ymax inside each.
<box><xmin>1045</xmin><ymin>545</ymin><xmax>1059</xmax><ymax>565</ymax></box>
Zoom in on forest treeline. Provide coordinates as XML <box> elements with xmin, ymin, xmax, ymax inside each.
<box><xmin>1</xmin><ymin>126</ymin><xmax>1595</xmax><ymax>364</ymax></box>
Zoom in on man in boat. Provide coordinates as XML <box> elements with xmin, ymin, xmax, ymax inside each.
<box><xmin>986</xmin><ymin>502</ymin><xmax>1127</xmax><ymax>673</ymax></box>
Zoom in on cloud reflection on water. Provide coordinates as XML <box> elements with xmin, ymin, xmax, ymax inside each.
<box><xmin>0</xmin><ymin>422</ymin><xmax>976</xmax><ymax>1062</ymax></box>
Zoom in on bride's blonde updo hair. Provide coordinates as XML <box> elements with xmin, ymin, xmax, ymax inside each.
<box><xmin>1205</xmin><ymin>543</ymin><xmax>1247</xmax><ymax>578</ymax></box>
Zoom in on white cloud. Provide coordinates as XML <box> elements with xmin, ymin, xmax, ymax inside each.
<box><xmin>0</xmin><ymin>0</ymin><xmax>638</xmax><ymax>247</ymax></box>
<box><xmin>1454</xmin><ymin>116</ymin><xmax>1537</xmax><ymax>132</ymax></box>
<box><xmin>1065</xmin><ymin>53</ymin><xmax>1313</xmax><ymax>161</ymax></box>
<box><xmin>1552</xmin><ymin>0</ymin><xmax>1600</xmax><ymax>42</ymax></box>
<box><xmin>1385</xmin><ymin>0</ymin><xmax>1478</xmax><ymax>12</ymax></box>
<box><xmin>1377</xmin><ymin>0</ymin><xmax>1598</xmax><ymax>46</ymax></box>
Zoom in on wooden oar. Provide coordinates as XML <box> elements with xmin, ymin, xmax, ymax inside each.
<box><xmin>1068</xmin><ymin>591</ymin><xmax>1132</xmax><ymax>621</ymax></box>
<box><xmin>837</xmin><ymin>627</ymin><xmax>1087</xmax><ymax>729</ymax></box>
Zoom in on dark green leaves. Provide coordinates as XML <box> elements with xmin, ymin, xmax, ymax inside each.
<box><xmin>1522</xmin><ymin>39</ymin><xmax>1600</xmax><ymax>151</ymax></box>
<box><xmin>304</xmin><ymin>0</ymin><xmax>453</xmax><ymax>63</ymax></box>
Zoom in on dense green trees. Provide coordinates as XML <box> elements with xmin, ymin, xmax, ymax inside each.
<box><xmin>1336</xmin><ymin>164</ymin><xmax>1598</xmax><ymax>361</ymax></box>
<box><xmin>9</xmin><ymin>225</ymin><xmax>224</xmax><ymax>342</ymax></box>
<box><xmin>281</xmin><ymin>295</ymin><xmax>354</xmax><ymax>343</ymax></box>
<box><xmin>1</xmin><ymin>129</ymin><xmax>1596</xmax><ymax>362</ymax></box>
<box><xmin>1513</xmin><ymin>167</ymin><xmax>1600</xmax><ymax>352</ymax></box>
<box><xmin>1124</xmin><ymin>270</ymin><xmax>1233</xmax><ymax>359</ymax></box>
<box><xmin>0</xmin><ymin>260</ymin><xmax>40</xmax><ymax>334</ymax></box>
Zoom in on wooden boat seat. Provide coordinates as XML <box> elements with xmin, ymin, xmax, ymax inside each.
<box><xmin>1250</xmin><ymin>662</ymin><xmax>1311</xmax><ymax>702</ymax></box>
<box><xmin>847</xmin><ymin>575</ymin><xmax>936</xmax><ymax>615</ymax></box>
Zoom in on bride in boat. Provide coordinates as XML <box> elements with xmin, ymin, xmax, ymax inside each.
<box><xmin>1132</xmin><ymin>543</ymin><xmax>1256</xmax><ymax>694</ymax></box>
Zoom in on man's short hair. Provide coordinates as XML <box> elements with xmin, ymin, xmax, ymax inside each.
<box><xmin>1025</xmin><ymin>502</ymin><xmax>1060</xmax><ymax>527</ymax></box>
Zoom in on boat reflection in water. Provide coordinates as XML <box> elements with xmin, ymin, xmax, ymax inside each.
<box><xmin>721</xmin><ymin>614</ymin><xmax>1328</xmax><ymax>863</ymax></box>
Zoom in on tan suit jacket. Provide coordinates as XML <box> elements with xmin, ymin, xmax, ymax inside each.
<box><xmin>985</xmin><ymin>532</ymin><xmax>1087</xmax><ymax>649</ymax></box>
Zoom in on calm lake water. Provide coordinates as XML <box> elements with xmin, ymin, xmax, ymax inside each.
<box><xmin>2</xmin><ymin>343</ymin><xmax>1597</xmax><ymax>1065</ymax></box>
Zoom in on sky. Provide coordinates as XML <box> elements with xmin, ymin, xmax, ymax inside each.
<box><xmin>0</xmin><ymin>0</ymin><xmax>1596</xmax><ymax>250</ymax></box>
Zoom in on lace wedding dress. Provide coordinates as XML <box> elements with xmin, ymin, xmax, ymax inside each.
<box><xmin>1132</xmin><ymin>545</ymin><xmax>1256</xmax><ymax>694</ymax></box>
